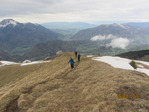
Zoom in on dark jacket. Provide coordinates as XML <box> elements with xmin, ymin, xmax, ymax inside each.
<box><xmin>78</xmin><ymin>54</ymin><xmax>81</xmax><ymax>58</ymax></box>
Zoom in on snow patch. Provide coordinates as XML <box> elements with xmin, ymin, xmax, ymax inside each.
<box><xmin>112</xmin><ymin>23</ymin><xmax>127</xmax><ymax>29</ymax></box>
<box><xmin>92</xmin><ymin>56</ymin><xmax>149</xmax><ymax>76</ymax></box>
<box><xmin>87</xmin><ymin>55</ymin><xmax>95</xmax><ymax>57</ymax></box>
<box><xmin>0</xmin><ymin>60</ymin><xmax>51</xmax><ymax>67</ymax></box>
<box><xmin>101</xmin><ymin>23</ymin><xmax>129</xmax><ymax>29</ymax></box>
<box><xmin>93</xmin><ymin>56</ymin><xmax>133</xmax><ymax>70</ymax></box>
<box><xmin>21</xmin><ymin>60</ymin><xmax>51</xmax><ymax>66</ymax></box>
<box><xmin>0</xmin><ymin>61</ymin><xmax>18</xmax><ymax>66</ymax></box>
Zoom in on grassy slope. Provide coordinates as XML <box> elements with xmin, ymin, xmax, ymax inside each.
<box><xmin>140</xmin><ymin>55</ymin><xmax>149</xmax><ymax>62</ymax></box>
<box><xmin>117</xmin><ymin>50</ymin><xmax>149</xmax><ymax>62</ymax></box>
<box><xmin>0</xmin><ymin>64</ymin><xmax>44</xmax><ymax>87</ymax></box>
<box><xmin>0</xmin><ymin>53</ymin><xmax>149</xmax><ymax>112</ymax></box>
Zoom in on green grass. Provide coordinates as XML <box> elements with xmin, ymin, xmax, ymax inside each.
<box><xmin>11</xmin><ymin>47</ymin><xmax>32</xmax><ymax>55</ymax></box>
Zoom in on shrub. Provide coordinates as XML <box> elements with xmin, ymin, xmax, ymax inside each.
<box><xmin>56</xmin><ymin>50</ymin><xmax>63</xmax><ymax>57</ymax></box>
<box><xmin>23</xmin><ymin>60</ymin><xmax>31</xmax><ymax>63</ymax></box>
<box><xmin>129</xmin><ymin>60</ymin><xmax>137</xmax><ymax>69</ymax></box>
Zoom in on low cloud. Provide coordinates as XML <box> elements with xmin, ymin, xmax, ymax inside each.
<box><xmin>90</xmin><ymin>34</ymin><xmax>115</xmax><ymax>41</ymax></box>
<box><xmin>107</xmin><ymin>37</ymin><xmax>130</xmax><ymax>49</ymax></box>
<box><xmin>90</xmin><ymin>34</ymin><xmax>130</xmax><ymax>49</ymax></box>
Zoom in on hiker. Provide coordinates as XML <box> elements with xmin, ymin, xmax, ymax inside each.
<box><xmin>68</xmin><ymin>57</ymin><xmax>75</xmax><ymax>69</ymax></box>
<box><xmin>75</xmin><ymin>51</ymin><xmax>77</xmax><ymax>57</ymax></box>
<box><xmin>78</xmin><ymin>53</ymin><xmax>81</xmax><ymax>62</ymax></box>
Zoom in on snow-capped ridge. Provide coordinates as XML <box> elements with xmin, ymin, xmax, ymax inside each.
<box><xmin>0</xmin><ymin>61</ymin><xmax>18</xmax><ymax>66</ymax></box>
<box><xmin>112</xmin><ymin>23</ymin><xmax>127</xmax><ymax>29</ymax></box>
<box><xmin>101</xmin><ymin>23</ymin><xmax>129</xmax><ymax>29</ymax></box>
<box><xmin>0</xmin><ymin>19</ymin><xmax>18</xmax><ymax>28</ymax></box>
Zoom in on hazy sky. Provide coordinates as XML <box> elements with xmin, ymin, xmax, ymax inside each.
<box><xmin>0</xmin><ymin>0</ymin><xmax>149</xmax><ymax>23</ymax></box>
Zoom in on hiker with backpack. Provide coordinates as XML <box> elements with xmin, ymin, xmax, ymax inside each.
<box><xmin>68</xmin><ymin>57</ymin><xmax>75</xmax><ymax>69</ymax></box>
<box><xmin>75</xmin><ymin>51</ymin><xmax>77</xmax><ymax>57</ymax></box>
<box><xmin>78</xmin><ymin>53</ymin><xmax>81</xmax><ymax>62</ymax></box>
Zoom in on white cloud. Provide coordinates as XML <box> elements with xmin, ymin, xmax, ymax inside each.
<box><xmin>91</xmin><ymin>34</ymin><xmax>131</xmax><ymax>49</ymax></box>
<box><xmin>107</xmin><ymin>37</ymin><xmax>130</xmax><ymax>49</ymax></box>
<box><xmin>90</xmin><ymin>34</ymin><xmax>130</xmax><ymax>49</ymax></box>
<box><xmin>90</xmin><ymin>34</ymin><xmax>115</xmax><ymax>41</ymax></box>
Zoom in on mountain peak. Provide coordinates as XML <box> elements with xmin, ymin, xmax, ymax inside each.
<box><xmin>112</xmin><ymin>23</ymin><xmax>126</xmax><ymax>27</ymax></box>
<box><xmin>0</xmin><ymin>19</ymin><xmax>18</xmax><ymax>28</ymax></box>
<box><xmin>99</xmin><ymin>23</ymin><xmax>131</xmax><ymax>30</ymax></box>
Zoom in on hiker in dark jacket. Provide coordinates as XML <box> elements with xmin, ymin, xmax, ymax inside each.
<box><xmin>75</xmin><ymin>51</ymin><xmax>77</xmax><ymax>57</ymax></box>
<box><xmin>78</xmin><ymin>53</ymin><xmax>81</xmax><ymax>62</ymax></box>
<box><xmin>68</xmin><ymin>57</ymin><xmax>75</xmax><ymax>69</ymax></box>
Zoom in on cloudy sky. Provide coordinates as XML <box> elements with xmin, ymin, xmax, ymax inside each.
<box><xmin>0</xmin><ymin>0</ymin><xmax>149</xmax><ymax>23</ymax></box>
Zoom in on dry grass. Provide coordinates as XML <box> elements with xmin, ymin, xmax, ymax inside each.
<box><xmin>0</xmin><ymin>52</ymin><xmax>149</xmax><ymax>112</ymax></box>
<box><xmin>140</xmin><ymin>55</ymin><xmax>149</xmax><ymax>62</ymax></box>
<box><xmin>0</xmin><ymin>62</ymin><xmax>2</xmax><ymax>65</ymax></box>
<box><xmin>0</xmin><ymin>64</ymin><xmax>45</xmax><ymax>87</ymax></box>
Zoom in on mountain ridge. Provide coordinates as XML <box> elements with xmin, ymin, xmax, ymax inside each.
<box><xmin>41</xmin><ymin>22</ymin><xmax>97</xmax><ymax>30</ymax></box>
<box><xmin>126</xmin><ymin>22</ymin><xmax>149</xmax><ymax>28</ymax></box>
<box><xmin>0</xmin><ymin>52</ymin><xmax>149</xmax><ymax>112</ymax></box>
<box><xmin>0</xmin><ymin>19</ymin><xmax>63</xmax><ymax>55</ymax></box>
<box><xmin>71</xmin><ymin>23</ymin><xmax>137</xmax><ymax>40</ymax></box>
<box><xmin>117</xmin><ymin>50</ymin><xmax>149</xmax><ymax>62</ymax></box>
<box><xmin>71</xmin><ymin>23</ymin><xmax>149</xmax><ymax>41</ymax></box>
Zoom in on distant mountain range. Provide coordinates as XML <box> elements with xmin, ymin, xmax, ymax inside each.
<box><xmin>0</xmin><ymin>19</ymin><xmax>149</xmax><ymax>62</ymax></box>
<box><xmin>42</xmin><ymin>22</ymin><xmax>97</xmax><ymax>30</ymax></box>
<box><xmin>0</xmin><ymin>19</ymin><xmax>63</xmax><ymax>55</ymax></box>
<box><xmin>71</xmin><ymin>24</ymin><xmax>132</xmax><ymax>40</ymax></box>
<box><xmin>23</xmin><ymin>23</ymin><xmax>149</xmax><ymax>61</ymax></box>
<box><xmin>71</xmin><ymin>23</ymin><xmax>149</xmax><ymax>40</ymax></box>
<box><xmin>71</xmin><ymin>23</ymin><xmax>149</xmax><ymax>50</ymax></box>
<box><xmin>126</xmin><ymin>22</ymin><xmax>149</xmax><ymax>28</ymax></box>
